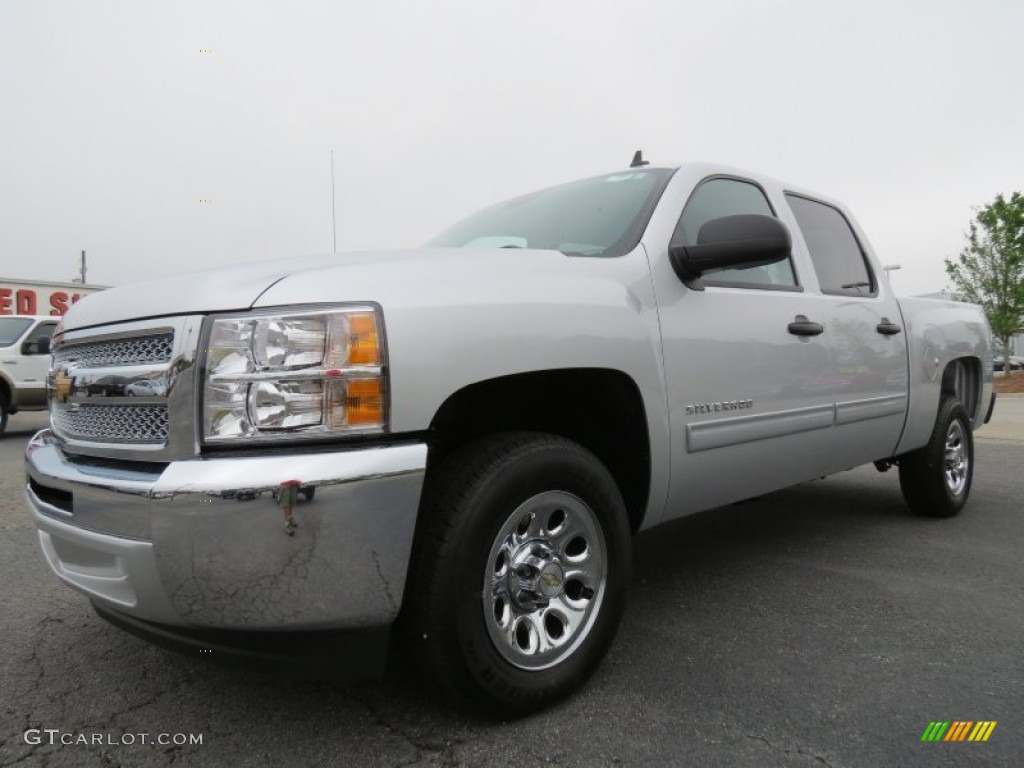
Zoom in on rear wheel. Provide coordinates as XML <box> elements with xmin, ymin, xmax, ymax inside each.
<box><xmin>406</xmin><ymin>432</ymin><xmax>630</xmax><ymax>717</ymax></box>
<box><xmin>0</xmin><ymin>391</ymin><xmax>8</xmax><ymax>436</ymax></box>
<box><xmin>899</xmin><ymin>397</ymin><xmax>973</xmax><ymax>517</ymax></box>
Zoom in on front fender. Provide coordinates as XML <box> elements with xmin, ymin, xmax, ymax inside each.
<box><xmin>254</xmin><ymin>245</ymin><xmax>671</xmax><ymax>529</ymax></box>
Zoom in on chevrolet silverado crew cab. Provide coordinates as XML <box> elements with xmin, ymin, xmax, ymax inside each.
<box><xmin>25</xmin><ymin>159</ymin><xmax>995</xmax><ymax>716</ymax></box>
<box><xmin>1</xmin><ymin>315</ymin><xmax>59</xmax><ymax>434</ymax></box>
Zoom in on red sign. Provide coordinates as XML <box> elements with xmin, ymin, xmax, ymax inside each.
<box><xmin>0</xmin><ymin>282</ymin><xmax>101</xmax><ymax>316</ymax></box>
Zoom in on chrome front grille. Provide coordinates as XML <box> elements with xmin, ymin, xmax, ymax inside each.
<box><xmin>53</xmin><ymin>333</ymin><xmax>174</xmax><ymax>368</ymax></box>
<box><xmin>48</xmin><ymin>316</ymin><xmax>203</xmax><ymax>460</ymax></box>
<box><xmin>51</xmin><ymin>404</ymin><xmax>170</xmax><ymax>443</ymax></box>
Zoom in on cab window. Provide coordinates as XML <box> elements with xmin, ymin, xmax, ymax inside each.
<box><xmin>21</xmin><ymin>321</ymin><xmax>56</xmax><ymax>354</ymax></box>
<box><xmin>674</xmin><ymin>177</ymin><xmax>798</xmax><ymax>289</ymax></box>
<box><xmin>25</xmin><ymin>322</ymin><xmax>56</xmax><ymax>344</ymax></box>
<box><xmin>0</xmin><ymin>318</ymin><xmax>33</xmax><ymax>347</ymax></box>
<box><xmin>785</xmin><ymin>194</ymin><xmax>875</xmax><ymax>296</ymax></box>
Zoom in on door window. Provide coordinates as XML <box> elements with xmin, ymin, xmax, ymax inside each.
<box><xmin>785</xmin><ymin>194</ymin><xmax>876</xmax><ymax>296</ymax></box>
<box><xmin>25</xmin><ymin>323</ymin><xmax>56</xmax><ymax>344</ymax></box>
<box><xmin>23</xmin><ymin>322</ymin><xmax>56</xmax><ymax>354</ymax></box>
<box><xmin>674</xmin><ymin>177</ymin><xmax>798</xmax><ymax>289</ymax></box>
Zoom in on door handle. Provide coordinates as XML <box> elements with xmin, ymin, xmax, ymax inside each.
<box><xmin>787</xmin><ymin>314</ymin><xmax>824</xmax><ymax>336</ymax></box>
<box><xmin>876</xmin><ymin>318</ymin><xmax>902</xmax><ymax>336</ymax></box>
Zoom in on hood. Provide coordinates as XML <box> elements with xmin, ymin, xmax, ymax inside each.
<box><xmin>59</xmin><ymin>248</ymin><xmax>576</xmax><ymax>331</ymax></box>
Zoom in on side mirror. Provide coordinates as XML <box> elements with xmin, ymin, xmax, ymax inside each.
<box><xmin>669</xmin><ymin>214</ymin><xmax>792</xmax><ymax>290</ymax></box>
<box><xmin>21</xmin><ymin>338</ymin><xmax>51</xmax><ymax>355</ymax></box>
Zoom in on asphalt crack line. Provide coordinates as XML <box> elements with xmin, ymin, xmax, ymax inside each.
<box><xmin>371</xmin><ymin>550</ymin><xmax>400</xmax><ymax>614</ymax></box>
<box><xmin>342</xmin><ymin>686</ymin><xmax>479</xmax><ymax>767</ymax></box>
<box><xmin>743</xmin><ymin>732</ymin><xmax>836</xmax><ymax>768</ymax></box>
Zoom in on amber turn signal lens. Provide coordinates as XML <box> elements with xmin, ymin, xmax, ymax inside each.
<box><xmin>345</xmin><ymin>378</ymin><xmax>383</xmax><ymax>425</ymax></box>
<box><xmin>348</xmin><ymin>313</ymin><xmax>379</xmax><ymax>365</ymax></box>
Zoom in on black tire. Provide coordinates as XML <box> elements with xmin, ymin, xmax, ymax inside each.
<box><xmin>0</xmin><ymin>391</ymin><xmax>8</xmax><ymax>436</ymax></box>
<box><xmin>899</xmin><ymin>397</ymin><xmax>973</xmax><ymax>517</ymax></box>
<box><xmin>405</xmin><ymin>432</ymin><xmax>631</xmax><ymax>717</ymax></box>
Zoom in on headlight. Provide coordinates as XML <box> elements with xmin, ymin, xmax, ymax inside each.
<box><xmin>201</xmin><ymin>305</ymin><xmax>387</xmax><ymax>443</ymax></box>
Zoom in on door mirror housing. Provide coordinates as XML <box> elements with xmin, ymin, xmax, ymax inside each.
<box><xmin>21</xmin><ymin>338</ymin><xmax>51</xmax><ymax>356</ymax></box>
<box><xmin>669</xmin><ymin>214</ymin><xmax>792</xmax><ymax>290</ymax></box>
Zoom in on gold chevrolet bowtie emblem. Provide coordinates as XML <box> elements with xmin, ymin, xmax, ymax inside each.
<box><xmin>53</xmin><ymin>370</ymin><xmax>73</xmax><ymax>403</ymax></box>
<box><xmin>540</xmin><ymin>572</ymin><xmax>562</xmax><ymax>590</ymax></box>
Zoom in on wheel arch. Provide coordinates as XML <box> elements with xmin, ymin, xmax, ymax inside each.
<box><xmin>941</xmin><ymin>356</ymin><xmax>983</xmax><ymax>422</ymax></box>
<box><xmin>896</xmin><ymin>354</ymin><xmax>987</xmax><ymax>457</ymax></box>
<box><xmin>425</xmin><ymin>368</ymin><xmax>651</xmax><ymax>533</ymax></box>
<box><xmin>0</xmin><ymin>372</ymin><xmax>13</xmax><ymax>408</ymax></box>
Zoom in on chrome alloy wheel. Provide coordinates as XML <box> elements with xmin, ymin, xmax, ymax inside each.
<box><xmin>944</xmin><ymin>420</ymin><xmax>969</xmax><ymax>496</ymax></box>
<box><xmin>483</xmin><ymin>491</ymin><xmax>607</xmax><ymax>671</ymax></box>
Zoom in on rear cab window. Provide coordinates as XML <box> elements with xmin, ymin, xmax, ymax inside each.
<box><xmin>785</xmin><ymin>193</ymin><xmax>876</xmax><ymax>296</ymax></box>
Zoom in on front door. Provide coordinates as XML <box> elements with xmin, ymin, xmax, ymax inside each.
<box><xmin>18</xmin><ymin>321</ymin><xmax>57</xmax><ymax>405</ymax></box>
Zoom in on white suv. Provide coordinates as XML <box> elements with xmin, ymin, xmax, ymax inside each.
<box><xmin>0</xmin><ymin>315</ymin><xmax>59</xmax><ymax>434</ymax></box>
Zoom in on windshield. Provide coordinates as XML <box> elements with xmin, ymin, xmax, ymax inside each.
<box><xmin>0</xmin><ymin>318</ymin><xmax>33</xmax><ymax>347</ymax></box>
<box><xmin>427</xmin><ymin>168</ymin><xmax>675</xmax><ymax>257</ymax></box>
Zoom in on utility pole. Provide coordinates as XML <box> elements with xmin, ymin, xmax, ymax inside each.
<box><xmin>330</xmin><ymin>150</ymin><xmax>337</xmax><ymax>254</ymax></box>
<box><xmin>73</xmin><ymin>251</ymin><xmax>88</xmax><ymax>283</ymax></box>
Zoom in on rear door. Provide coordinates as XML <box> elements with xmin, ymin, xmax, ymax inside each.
<box><xmin>782</xmin><ymin>193</ymin><xmax>908</xmax><ymax>462</ymax></box>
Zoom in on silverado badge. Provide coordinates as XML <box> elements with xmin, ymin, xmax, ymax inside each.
<box><xmin>685</xmin><ymin>399</ymin><xmax>754</xmax><ymax>416</ymax></box>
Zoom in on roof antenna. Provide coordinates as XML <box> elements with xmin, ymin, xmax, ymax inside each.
<box><xmin>630</xmin><ymin>150</ymin><xmax>649</xmax><ymax>168</ymax></box>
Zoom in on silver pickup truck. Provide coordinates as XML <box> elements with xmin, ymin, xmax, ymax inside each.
<box><xmin>25</xmin><ymin>159</ymin><xmax>995</xmax><ymax>716</ymax></box>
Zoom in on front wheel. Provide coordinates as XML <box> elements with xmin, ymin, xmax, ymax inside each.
<box><xmin>405</xmin><ymin>432</ymin><xmax>631</xmax><ymax>717</ymax></box>
<box><xmin>899</xmin><ymin>397</ymin><xmax>974</xmax><ymax>517</ymax></box>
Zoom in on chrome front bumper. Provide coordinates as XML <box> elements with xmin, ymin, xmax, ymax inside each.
<box><xmin>25</xmin><ymin>430</ymin><xmax>427</xmax><ymax>631</ymax></box>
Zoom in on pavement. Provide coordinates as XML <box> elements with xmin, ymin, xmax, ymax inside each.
<box><xmin>1</xmin><ymin>405</ymin><xmax>1022</xmax><ymax>767</ymax></box>
<box><xmin>976</xmin><ymin>392</ymin><xmax>1024</xmax><ymax>442</ymax></box>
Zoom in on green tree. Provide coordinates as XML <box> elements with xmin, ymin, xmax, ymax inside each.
<box><xmin>945</xmin><ymin>192</ymin><xmax>1024</xmax><ymax>375</ymax></box>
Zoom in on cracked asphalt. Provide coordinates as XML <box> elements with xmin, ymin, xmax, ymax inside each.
<box><xmin>2</xmin><ymin>409</ymin><xmax>1022</xmax><ymax>767</ymax></box>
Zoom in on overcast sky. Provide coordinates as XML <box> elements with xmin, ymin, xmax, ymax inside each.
<box><xmin>1</xmin><ymin>0</ymin><xmax>1022</xmax><ymax>295</ymax></box>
